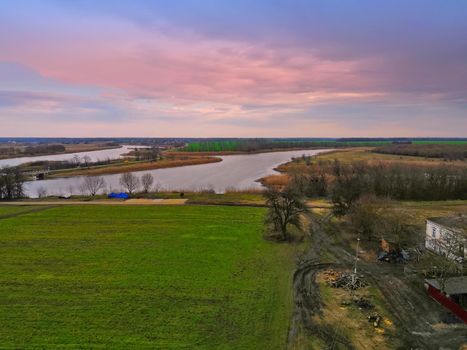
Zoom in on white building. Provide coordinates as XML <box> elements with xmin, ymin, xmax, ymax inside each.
<box><xmin>425</xmin><ymin>216</ymin><xmax>466</xmax><ymax>263</ymax></box>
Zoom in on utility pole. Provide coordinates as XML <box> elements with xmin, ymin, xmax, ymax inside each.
<box><xmin>354</xmin><ymin>237</ymin><xmax>361</xmax><ymax>275</ymax></box>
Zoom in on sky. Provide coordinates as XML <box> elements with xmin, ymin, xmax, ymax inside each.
<box><xmin>0</xmin><ymin>0</ymin><xmax>466</xmax><ymax>137</ymax></box>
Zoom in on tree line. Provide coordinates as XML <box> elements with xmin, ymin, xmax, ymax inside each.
<box><xmin>0</xmin><ymin>167</ymin><xmax>24</xmax><ymax>200</ymax></box>
<box><xmin>374</xmin><ymin>143</ymin><xmax>467</xmax><ymax>160</ymax></box>
<box><xmin>285</xmin><ymin>159</ymin><xmax>467</xmax><ymax>215</ymax></box>
<box><xmin>77</xmin><ymin>172</ymin><xmax>157</xmax><ymax>197</ymax></box>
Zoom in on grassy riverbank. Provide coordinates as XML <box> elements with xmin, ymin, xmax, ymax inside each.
<box><xmin>0</xmin><ymin>205</ymin><xmax>296</xmax><ymax>349</ymax></box>
<box><xmin>45</xmin><ymin>156</ymin><xmax>221</xmax><ymax>178</ymax></box>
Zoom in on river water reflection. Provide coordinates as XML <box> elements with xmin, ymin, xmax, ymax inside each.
<box><xmin>24</xmin><ymin>149</ymin><xmax>330</xmax><ymax>197</ymax></box>
<box><xmin>0</xmin><ymin>145</ymin><xmax>141</xmax><ymax>168</ymax></box>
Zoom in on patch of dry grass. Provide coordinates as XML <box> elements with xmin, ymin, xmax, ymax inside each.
<box><xmin>279</xmin><ymin>148</ymin><xmax>467</xmax><ymax>171</ymax></box>
<box><xmin>316</xmin><ymin>271</ymin><xmax>399</xmax><ymax>349</ymax></box>
<box><xmin>259</xmin><ymin>174</ymin><xmax>290</xmax><ymax>187</ymax></box>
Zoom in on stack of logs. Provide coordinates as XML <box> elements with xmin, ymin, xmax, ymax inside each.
<box><xmin>323</xmin><ymin>269</ymin><xmax>367</xmax><ymax>290</ymax></box>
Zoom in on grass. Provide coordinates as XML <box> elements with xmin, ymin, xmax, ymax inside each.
<box><xmin>182</xmin><ymin>141</ymin><xmax>391</xmax><ymax>153</ymax></box>
<box><xmin>282</xmin><ymin>147</ymin><xmax>467</xmax><ymax>168</ymax></box>
<box><xmin>183</xmin><ymin>141</ymin><xmax>242</xmax><ymax>152</ymax></box>
<box><xmin>0</xmin><ymin>205</ymin><xmax>296</xmax><ymax>349</ymax></box>
<box><xmin>315</xmin><ymin>274</ymin><xmax>398</xmax><ymax>349</ymax></box>
<box><xmin>316</xmin><ymin>148</ymin><xmax>439</xmax><ymax>163</ymax></box>
<box><xmin>183</xmin><ymin>191</ymin><xmax>265</xmax><ymax>205</ymax></box>
<box><xmin>395</xmin><ymin>200</ymin><xmax>467</xmax><ymax>224</ymax></box>
<box><xmin>0</xmin><ymin>205</ymin><xmax>36</xmax><ymax>217</ymax></box>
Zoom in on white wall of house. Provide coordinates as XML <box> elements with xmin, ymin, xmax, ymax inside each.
<box><xmin>425</xmin><ymin>220</ymin><xmax>466</xmax><ymax>262</ymax></box>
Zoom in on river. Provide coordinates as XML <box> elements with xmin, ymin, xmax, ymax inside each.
<box><xmin>0</xmin><ymin>145</ymin><xmax>143</xmax><ymax>168</ymax></box>
<box><xmin>22</xmin><ymin>149</ymin><xmax>330</xmax><ymax>197</ymax></box>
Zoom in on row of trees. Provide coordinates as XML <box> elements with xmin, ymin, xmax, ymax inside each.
<box><xmin>78</xmin><ymin>172</ymin><xmax>156</xmax><ymax>197</ymax></box>
<box><xmin>0</xmin><ymin>167</ymin><xmax>24</xmax><ymax>200</ymax></box>
<box><xmin>330</xmin><ymin>161</ymin><xmax>467</xmax><ymax>214</ymax></box>
<box><xmin>23</xmin><ymin>144</ymin><xmax>66</xmax><ymax>155</ymax></box>
<box><xmin>347</xmin><ymin>195</ymin><xmax>417</xmax><ymax>244</ymax></box>
<box><xmin>374</xmin><ymin>143</ymin><xmax>467</xmax><ymax>160</ymax></box>
<box><xmin>285</xmin><ymin>160</ymin><xmax>467</xmax><ymax>216</ymax></box>
<box><xmin>264</xmin><ymin>157</ymin><xmax>467</xmax><ymax>241</ymax></box>
<box><xmin>23</xmin><ymin>156</ymin><xmax>115</xmax><ymax>172</ymax></box>
<box><xmin>132</xmin><ymin>147</ymin><xmax>161</xmax><ymax>161</ymax></box>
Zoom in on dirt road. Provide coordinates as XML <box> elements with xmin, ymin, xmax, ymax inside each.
<box><xmin>287</xmin><ymin>214</ymin><xmax>355</xmax><ymax>349</ymax></box>
<box><xmin>293</xmin><ymin>213</ymin><xmax>467</xmax><ymax>349</ymax></box>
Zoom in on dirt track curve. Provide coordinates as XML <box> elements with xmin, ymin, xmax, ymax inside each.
<box><xmin>287</xmin><ymin>213</ymin><xmax>467</xmax><ymax>350</ymax></box>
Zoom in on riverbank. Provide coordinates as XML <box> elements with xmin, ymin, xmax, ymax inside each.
<box><xmin>167</xmin><ymin>147</ymin><xmax>333</xmax><ymax>157</ymax></box>
<box><xmin>22</xmin><ymin>149</ymin><xmax>331</xmax><ymax>198</ymax></box>
<box><xmin>0</xmin><ymin>143</ymin><xmax>120</xmax><ymax>160</ymax></box>
<box><xmin>45</xmin><ymin>156</ymin><xmax>222</xmax><ymax>178</ymax></box>
<box><xmin>258</xmin><ymin>147</ymin><xmax>467</xmax><ymax>188</ymax></box>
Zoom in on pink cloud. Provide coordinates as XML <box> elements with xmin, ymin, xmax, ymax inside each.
<box><xmin>0</xmin><ymin>16</ymin><xmax>378</xmax><ymax>110</ymax></box>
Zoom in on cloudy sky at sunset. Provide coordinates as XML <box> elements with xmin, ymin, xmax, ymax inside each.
<box><xmin>1</xmin><ymin>1</ymin><xmax>466</xmax><ymax>137</ymax></box>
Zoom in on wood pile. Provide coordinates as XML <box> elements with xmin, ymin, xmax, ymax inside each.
<box><xmin>323</xmin><ymin>269</ymin><xmax>367</xmax><ymax>290</ymax></box>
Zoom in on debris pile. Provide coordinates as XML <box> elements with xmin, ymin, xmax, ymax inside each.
<box><xmin>354</xmin><ymin>297</ymin><xmax>374</xmax><ymax>310</ymax></box>
<box><xmin>367</xmin><ymin>312</ymin><xmax>383</xmax><ymax>327</ymax></box>
<box><xmin>378</xmin><ymin>238</ymin><xmax>410</xmax><ymax>263</ymax></box>
<box><xmin>377</xmin><ymin>249</ymin><xmax>410</xmax><ymax>263</ymax></box>
<box><xmin>323</xmin><ymin>269</ymin><xmax>367</xmax><ymax>290</ymax></box>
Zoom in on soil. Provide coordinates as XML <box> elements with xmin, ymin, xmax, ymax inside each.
<box><xmin>287</xmin><ymin>213</ymin><xmax>467</xmax><ymax>349</ymax></box>
<box><xmin>287</xmin><ymin>213</ymin><xmax>355</xmax><ymax>349</ymax></box>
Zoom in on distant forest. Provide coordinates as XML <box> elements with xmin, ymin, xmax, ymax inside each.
<box><xmin>374</xmin><ymin>144</ymin><xmax>467</xmax><ymax>160</ymax></box>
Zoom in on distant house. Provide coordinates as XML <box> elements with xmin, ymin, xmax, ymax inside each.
<box><xmin>425</xmin><ymin>216</ymin><xmax>466</xmax><ymax>263</ymax></box>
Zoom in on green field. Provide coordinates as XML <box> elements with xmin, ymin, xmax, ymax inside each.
<box><xmin>182</xmin><ymin>140</ymin><xmax>390</xmax><ymax>152</ymax></box>
<box><xmin>0</xmin><ymin>205</ymin><xmax>295</xmax><ymax>349</ymax></box>
<box><xmin>183</xmin><ymin>141</ymin><xmax>242</xmax><ymax>152</ymax></box>
<box><xmin>0</xmin><ymin>205</ymin><xmax>49</xmax><ymax>218</ymax></box>
<box><xmin>0</xmin><ymin>205</ymin><xmax>33</xmax><ymax>216</ymax></box>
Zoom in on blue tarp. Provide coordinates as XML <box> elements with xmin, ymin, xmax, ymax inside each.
<box><xmin>108</xmin><ymin>192</ymin><xmax>130</xmax><ymax>199</ymax></box>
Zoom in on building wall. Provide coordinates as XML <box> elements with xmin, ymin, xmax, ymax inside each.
<box><xmin>425</xmin><ymin>220</ymin><xmax>466</xmax><ymax>262</ymax></box>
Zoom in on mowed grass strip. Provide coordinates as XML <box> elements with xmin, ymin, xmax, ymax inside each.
<box><xmin>0</xmin><ymin>205</ymin><xmax>35</xmax><ymax>217</ymax></box>
<box><xmin>0</xmin><ymin>205</ymin><xmax>294</xmax><ymax>349</ymax></box>
<box><xmin>0</xmin><ymin>205</ymin><xmax>55</xmax><ymax>219</ymax></box>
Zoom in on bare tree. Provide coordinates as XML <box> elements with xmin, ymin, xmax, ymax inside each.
<box><xmin>141</xmin><ymin>173</ymin><xmax>154</xmax><ymax>193</ymax></box>
<box><xmin>148</xmin><ymin>146</ymin><xmax>160</xmax><ymax>161</ymax></box>
<box><xmin>119</xmin><ymin>172</ymin><xmax>140</xmax><ymax>195</ymax></box>
<box><xmin>264</xmin><ymin>184</ymin><xmax>308</xmax><ymax>241</ymax></box>
<box><xmin>0</xmin><ymin>166</ymin><xmax>25</xmax><ymax>200</ymax></box>
<box><xmin>349</xmin><ymin>195</ymin><xmax>386</xmax><ymax>241</ymax></box>
<box><xmin>37</xmin><ymin>186</ymin><xmax>48</xmax><ymax>198</ymax></box>
<box><xmin>81</xmin><ymin>176</ymin><xmax>105</xmax><ymax>196</ymax></box>
<box><xmin>350</xmin><ymin>196</ymin><xmax>417</xmax><ymax>247</ymax></box>
<box><xmin>429</xmin><ymin>230</ymin><xmax>466</xmax><ymax>293</ymax></box>
<box><xmin>82</xmin><ymin>155</ymin><xmax>92</xmax><ymax>168</ymax></box>
<box><xmin>72</xmin><ymin>155</ymin><xmax>81</xmax><ymax>167</ymax></box>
